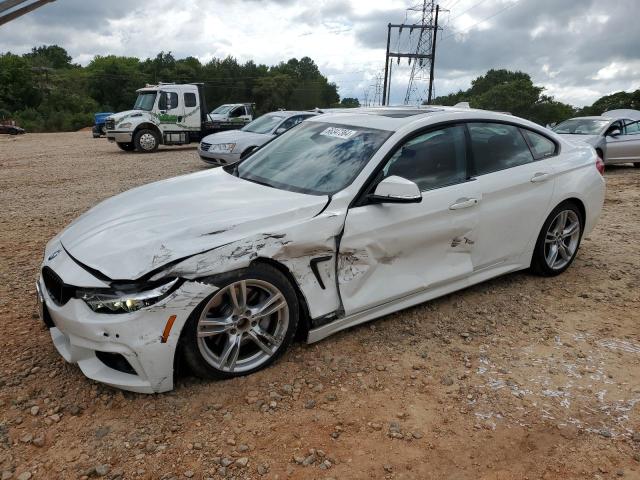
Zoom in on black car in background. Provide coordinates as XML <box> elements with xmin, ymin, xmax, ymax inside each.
<box><xmin>0</xmin><ymin>124</ymin><xmax>26</xmax><ymax>135</ymax></box>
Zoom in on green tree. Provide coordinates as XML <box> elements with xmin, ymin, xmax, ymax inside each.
<box><xmin>338</xmin><ymin>97</ymin><xmax>360</xmax><ymax>108</ymax></box>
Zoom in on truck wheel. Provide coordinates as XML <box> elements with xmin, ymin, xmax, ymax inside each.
<box><xmin>117</xmin><ymin>142</ymin><xmax>135</xmax><ymax>151</ymax></box>
<box><xmin>134</xmin><ymin>129</ymin><xmax>160</xmax><ymax>153</ymax></box>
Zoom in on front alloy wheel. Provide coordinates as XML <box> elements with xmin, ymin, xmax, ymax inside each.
<box><xmin>181</xmin><ymin>264</ymin><xmax>299</xmax><ymax>379</ymax></box>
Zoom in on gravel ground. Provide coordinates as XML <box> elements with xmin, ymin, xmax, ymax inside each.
<box><xmin>0</xmin><ymin>131</ymin><xmax>639</xmax><ymax>480</ymax></box>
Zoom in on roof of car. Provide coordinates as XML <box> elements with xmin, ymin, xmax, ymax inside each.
<box><xmin>564</xmin><ymin>116</ymin><xmax>611</xmax><ymax>121</ymax></box>
<box><xmin>263</xmin><ymin>110</ymin><xmax>318</xmax><ymax>118</ymax></box>
<box><xmin>305</xmin><ymin>105</ymin><xmax>523</xmax><ymax>131</ymax></box>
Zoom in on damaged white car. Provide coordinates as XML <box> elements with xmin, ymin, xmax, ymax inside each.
<box><xmin>37</xmin><ymin>106</ymin><xmax>605</xmax><ymax>393</ymax></box>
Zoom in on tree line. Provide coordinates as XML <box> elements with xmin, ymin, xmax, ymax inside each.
<box><xmin>1</xmin><ymin>46</ymin><xmax>639</xmax><ymax>132</ymax></box>
<box><xmin>0</xmin><ymin>45</ymin><xmax>343</xmax><ymax>132</ymax></box>
<box><xmin>429</xmin><ymin>69</ymin><xmax>640</xmax><ymax>125</ymax></box>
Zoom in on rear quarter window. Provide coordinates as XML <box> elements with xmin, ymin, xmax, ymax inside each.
<box><xmin>522</xmin><ymin>129</ymin><xmax>557</xmax><ymax>160</ymax></box>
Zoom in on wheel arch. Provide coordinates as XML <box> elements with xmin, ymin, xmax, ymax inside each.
<box><xmin>133</xmin><ymin>122</ymin><xmax>162</xmax><ymax>143</ymax></box>
<box><xmin>250</xmin><ymin>257</ymin><xmax>312</xmax><ymax>340</ymax></box>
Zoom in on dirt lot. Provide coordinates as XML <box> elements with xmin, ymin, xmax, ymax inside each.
<box><xmin>0</xmin><ymin>131</ymin><xmax>639</xmax><ymax>480</ymax></box>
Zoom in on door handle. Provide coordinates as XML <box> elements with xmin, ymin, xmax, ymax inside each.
<box><xmin>531</xmin><ymin>172</ymin><xmax>551</xmax><ymax>183</ymax></box>
<box><xmin>449</xmin><ymin>198</ymin><xmax>479</xmax><ymax>210</ymax></box>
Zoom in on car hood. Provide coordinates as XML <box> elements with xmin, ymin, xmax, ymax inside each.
<box><xmin>108</xmin><ymin>110</ymin><xmax>148</xmax><ymax>123</ymax></box>
<box><xmin>59</xmin><ymin>168</ymin><xmax>328</xmax><ymax>280</ymax></box>
<box><xmin>557</xmin><ymin>133</ymin><xmax>601</xmax><ymax>147</ymax></box>
<box><xmin>202</xmin><ymin>130</ymin><xmax>271</xmax><ymax>146</ymax></box>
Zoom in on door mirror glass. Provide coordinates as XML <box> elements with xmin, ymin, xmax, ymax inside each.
<box><xmin>368</xmin><ymin>176</ymin><xmax>422</xmax><ymax>204</ymax></box>
<box><xmin>607</xmin><ymin>128</ymin><xmax>621</xmax><ymax>137</ymax></box>
<box><xmin>275</xmin><ymin>127</ymin><xmax>287</xmax><ymax>135</ymax></box>
<box><xmin>158</xmin><ymin>92</ymin><xmax>167</xmax><ymax>110</ymax></box>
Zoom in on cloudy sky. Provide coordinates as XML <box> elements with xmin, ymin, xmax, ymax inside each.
<box><xmin>1</xmin><ymin>0</ymin><xmax>638</xmax><ymax>107</ymax></box>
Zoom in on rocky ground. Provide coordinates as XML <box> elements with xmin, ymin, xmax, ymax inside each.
<box><xmin>0</xmin><ymin>131</ymin><xmax>639</xmax><ymax>480</ymax></box>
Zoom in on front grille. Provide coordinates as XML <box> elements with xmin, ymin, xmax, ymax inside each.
<box><xmin>105</xmin><ymin>119</ymin><xmax>115</xmax><ymax>130</ymax></box>
<box><xmin>200</xmin><ymin>142</ymin><xmax>211</xmax><ymax>151</ymax></box>
<box><xmin>42</xmin><ymin>266</ymin><xmax>75</xmax><ymax>305</ymax></box>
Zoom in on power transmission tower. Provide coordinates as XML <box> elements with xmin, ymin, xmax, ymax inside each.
<box><xmin>382</xmin><ymin>1</ymin><xmax>442</xmax><ymax>106</ymax></box>
<box><xmin>371</xmin><ymin>73</ymin><xmax>383</xmax><ymax>106</ymax></box>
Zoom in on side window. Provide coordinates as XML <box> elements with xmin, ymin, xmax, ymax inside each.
<box><xmin>381</xmin><ymin>125</ymin><xmax>467</xmax><ymax>191</ymax></box>
<box><xmin>184</xmin><ymin>92</ymin><xmax>197</xmax><ymax>108</ymax></box>
<box><xmin>279</xmin><ymin>116</ymin><xmax>302</xmax><ymax>131</ymax></box>
<box><xmin>167</xmin><ymin>92</ymin><xmax>179</xmax><ymax>109</ymax></box>
<box><xmin>468</xmin><ymin>123</ymin><xmax>534</xmax><ymax>175</ymax></box>
<box><xmin>624</xmin><ymin>120</ymin><xmax>640</xmax><ymax>135</ymax></box>
<box><xmin>522</xmin><ymin>129</ymin><xmax>557</xmax><ymax>159</ymax></box>
<box><xmin>230</xmin><ymin>107</ymin><xmax>244</xmax><ymax>118</ymax></box>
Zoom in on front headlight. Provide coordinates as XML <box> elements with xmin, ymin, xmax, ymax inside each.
<box><xmin>209</xmin><ymin>143</ymin><xmax>236</xmax><ymax>152</ymax></box>
<box><xmin>77</xmin><ymin>278</ymin><xmax>180</xmax><ymax>314</ymax></box>
<box><xmin>118</xmin><ymin>122</ymin><xmax>132</xmax><ymax>129</ymax></box>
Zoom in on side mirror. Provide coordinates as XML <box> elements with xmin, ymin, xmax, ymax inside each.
<box><xmin>607</xmin><ymin>128</ymin><xmax>621</xmax><ymax>137</ymax></box>
<box><xmin>368</xmin><ymin>176</ymin><xmax>422</xmax><ymax>204</ymax></box>
<box><xmin>158</xmin><ymin>92</ymin><xmax>167</xmax><ymax>111</ymax></box>
<box><xmin>275</xmin><ymin>127</ymin><xmax>286</xmax><ymax>135</ymax></box>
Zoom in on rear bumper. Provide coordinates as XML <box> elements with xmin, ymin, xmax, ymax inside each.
<box><xmin>37</xmin><ymin>276</ymin><xmax>217</xmax><ymax>393</ymax></box>
<box><xmin>106</xmin><ymin>131</ymin><xmax>133</xmax><ymax>143</ymax></box>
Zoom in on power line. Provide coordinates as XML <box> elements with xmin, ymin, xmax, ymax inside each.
<box><xmin>441</xmin><ymin>0</ymin><xmax>522</xmax><ymax>42</ymax></box>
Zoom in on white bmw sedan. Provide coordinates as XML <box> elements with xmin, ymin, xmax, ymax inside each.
<box><xmin>37</xmin><ymin>106</ymin><xmax>605</xmax><ymax>393</ymax></box>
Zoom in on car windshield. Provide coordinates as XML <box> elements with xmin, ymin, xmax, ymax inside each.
<box><xmin>211</xmin><ymin>105</ymin><xmax>234</xmax><ymax>114</ymax></box>
<box><xmin>242</xmin><ymin>114</ymin><xmax>285</xmax><ymax>134</ymax></box>
<box><xmin>133</xmin><ymin>92</ymin><xmax>157</xmax><ymax>111</ymax></box>
<box><xmin>553</xmin><ymin>119</ymin><xmax>609</xmax><ymax>135</ymax></box>
<box><xmin>236</xmin><ymin>122</ymin><xmax>392</xmax><ymax>195</ymax></box>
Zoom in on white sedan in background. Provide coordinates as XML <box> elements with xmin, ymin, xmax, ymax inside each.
<box><xmin>198</xmin><ymin>111</ymin><xmax>317</xmax><ymax>166</ymax></box>
<box><xmin>37</xmin><ymin>106</ymin><xmax>605</xmax><ymax>393</ymax></box>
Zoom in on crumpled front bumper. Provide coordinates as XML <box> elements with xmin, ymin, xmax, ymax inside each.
<box><xmin>37</xmin><ymin>277</ymin><xmax>217</xmax><ymax>393</ymax></box>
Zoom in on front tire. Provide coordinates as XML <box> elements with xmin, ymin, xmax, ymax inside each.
<box><xmin>181</xmin><ymin>264</ymin><xmax>299</xmax><ymax>380</ymax></box>
<box><xmin>117</xmin><ymin>142</ymin><xmax>135</xmax><ymax>151</ymax></box>
<box><xmin>531</xmin><ymin>201</ymin><xmax>583</xmax><ymax>276</ymax></box>
<box><xmin>134</xmin><ymin>128</ymin><xmax>160</xmax><ymax>153</ymax></box>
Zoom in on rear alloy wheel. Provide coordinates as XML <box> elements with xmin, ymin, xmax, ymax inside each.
<box><xmin>134</xmin><ymin>129</ymin><xmax>160</xmax><ymax>153</ymax></box>
<box><xmin>531</xmin><ymin>202</ymin><xmax>583</xmax><ymax>276</ymax></box>
<box><xmin>117</xmin><ymin>142</ymin><xmax>135</xmax><ymax>151</ymax></box>
<box><xmin>181</xmin><ymin>264</ymin><xmax>298</xmax><ymax>379</ymax></box>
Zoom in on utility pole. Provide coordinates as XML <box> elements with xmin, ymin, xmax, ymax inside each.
<box><xmin>381</xmin><ymin>1</ymin><xmax>444</xmax><ymax>105</ymax></box>
<box><xmin>0</xmin><ymin>0</ymin><xmax>55</xmax><ymax>27</ymax></box>
<box><xmin>382</xmin><ymin>23</ymin><xmax>392</xmax><ymax>106</ymax></box>
<box><xmin>427</xmin><ymin>4</ymin><xmax>440</xmax><ymax>104</ymax></box>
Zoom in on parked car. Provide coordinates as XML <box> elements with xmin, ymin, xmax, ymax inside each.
<box><xmin>552</xmin><ymin>111</ymin><xmax>640</xmax><ymax>166</ymax></box>
<box><xmin>207</xmin><ymin>103</ymin><xmax>254</xmax><ymax>125</ymax></box>
<box><xmin>92</xmin><ymin>112</ymin><xmax>114</xmax><ymax>138</ymax></box>
<box><xmin>37</xmin><ymin>106</ymin><xmax>605</xmax><ymax>393</ymax></box>
<box><xmin>0</xmin><ymin>124</ymin><xmax>25</xmax><ymax>135</ymax></box>
<box><xmin>198</xmin><ymin>111</ymin><xmax>318</xmax><ymax>166</ymax></box>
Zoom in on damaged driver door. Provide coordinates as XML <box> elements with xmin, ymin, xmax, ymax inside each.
<box><xmin>338</xmin><ymin>124</ymin><xmax>481</xmax><ymax>315</ymax></box>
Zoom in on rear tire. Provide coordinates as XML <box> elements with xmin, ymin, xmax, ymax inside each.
<box><xmin>634</xmin><ymin>162</ymin><xmax>640</xmax><ymax>168</ymax></box>
<box><xmin>530</xmin><ymin>201</ymin><xmax>583</xmax><ymax>276</ymax></box>
<box><xmin>181</xmin><ymin>264</ymin><xmax>299</xmax><ymax>380</ymax></box>
<box><xmin>117</xmin><ymin>142</ymin><xmax>135</xmax><ymax>151</ymax></box>
<box><xmin>134</xmin><ymin>128</ymin><xmax>160</xmax><ymax>153</ymax></box>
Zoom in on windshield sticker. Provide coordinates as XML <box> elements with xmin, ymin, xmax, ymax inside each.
<box><xmin>320</xmin><ymin>127</ymin><xmax>357</xmax><ymax>139</ymax></box>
